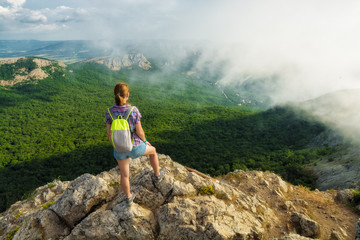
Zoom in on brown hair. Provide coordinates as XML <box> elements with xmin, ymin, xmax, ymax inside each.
<box><xmin>114</xmin><ymin>82</ymin><xmax>129</xmax><ymax>106</ymax></box>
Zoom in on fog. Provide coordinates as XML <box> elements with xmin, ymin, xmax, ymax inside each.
<box><xmin>84</xmin><ymin>1</ymin><xmax>360</xmax><ymax>103</ymax></box>
<box><xmin>2</xmin><ymin>0</ymin><xmax>360</xmax><ymax>142</ymax></box>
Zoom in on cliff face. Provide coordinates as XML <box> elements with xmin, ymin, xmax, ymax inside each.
<box><xmin>0</xmin><ymin>154</ymin><xmax>359</xmax><ymax>240</ymax></box>
<box><xmin>307</xmin><ymin>130</ymin><xmax>360</xmax><ymax>190</ymax></box>
<box><xmin>85</xmin><ymin>53</ymin><xmax>151</xmax><ymax>71</ymax></box>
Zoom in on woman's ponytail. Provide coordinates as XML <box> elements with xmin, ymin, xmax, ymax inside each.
<box><xmin>114</xmin><ymin>83</ymin><xmax>129</xmax><ymax>106</ymax></box>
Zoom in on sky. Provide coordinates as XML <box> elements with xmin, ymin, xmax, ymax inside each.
<box><xmin>2</xmin><ymin>0</ymin><xmax>360</xmax><ymax>96</ymax></box>
<box><xmin>1</xmin><ymin>0</ymin><xmax>360</xmax><ymax>141</ymax></box>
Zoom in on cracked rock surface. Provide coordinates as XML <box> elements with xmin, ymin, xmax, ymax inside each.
<box><xmin>1</xmin><ymin>154</ymin><xmax>359</xmax><ymax>239</ymax></box>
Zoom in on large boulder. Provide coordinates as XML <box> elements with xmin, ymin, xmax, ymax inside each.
<box><xmin>13</xmin><ymin>210</ymin><xmax>70</xmax><ymax>240</ymax></box>
<box><xmin>291</xmin><ymin>212</ymin><xmax>320</xmax><ymax>238</ymax></box>
<box><xmin>51</xmin><ymin>173</ymin><xmax>116</xmax><ymax>228</ymax></box>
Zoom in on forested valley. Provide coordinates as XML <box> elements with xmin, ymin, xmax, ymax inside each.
<box><xmin>0</xmin><ymin>58</ymin><xmax>330</xmax><ymax>212</ymax></box>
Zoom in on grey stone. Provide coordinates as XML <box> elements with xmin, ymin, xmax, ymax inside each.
<box><xmin>291</xmin><ymin>212</ymin><xmax>320</xmax><ymax>238</ymax></box>
<box><xmin>64</xmin><ymin>210</ymin><xmax>124</xmax><ymax>240</ymax></box>
<box><xmin>50</xmin><ymin>173</ymin><xmax>116</xmax><ymax>227</ymax></box>
<box><xmin>334</xmin><ymin>189</ymin><xmax>354</xmax><ymax>203</ymax></box>
<box><xmin>13</xmin><ymin>210</ymin><xmax>70</xmax><ymax>240</ymax></box>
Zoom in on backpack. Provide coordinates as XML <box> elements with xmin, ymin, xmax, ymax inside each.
<box><xmin>108</xmin><ymin>106</ymin><xmax>135</xmax><ymax>152</ymax></box>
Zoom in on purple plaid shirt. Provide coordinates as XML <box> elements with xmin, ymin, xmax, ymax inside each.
<box><xmin>105</xmin><ymin>104</ymin><xmax>143</xmax><ymax>147</ymax></box>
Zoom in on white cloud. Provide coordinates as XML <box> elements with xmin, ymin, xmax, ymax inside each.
<box><xmin>3</xmin><ymin>0</ymin><xmax>25</xmax><ymax>8</ymax></box>
<box><xmin>0</xmin><ymin>5</ymin><xmax>9</xmax><ymax>14</ymax></box>
<box><xmin>0</xmin><ymin>0</ymin><xmax>88</xmax><ymax>37</ymax></box>
<box><xmin>1</xmin><ymin>0</ymin><xmax>360</xmax><ymax>102</ymax></box>
<box><xmin>19</xmin><ymin>9</ymin><xmax>47</xmax><ymax>23</ymax></box>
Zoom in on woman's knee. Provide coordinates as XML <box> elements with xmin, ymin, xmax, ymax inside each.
<box><xmin>144</xmin><ymin>145</ymin><xmax>156</xmax><ymax>155</ymax></box>
<box><xmin>120</xmin><ymin>175</ymin><xmax>130</xmax><ymax>182</ymax></box>
<box><xmin>152</xmin><ymin>146</ymin><xmax>157</xmax><ymax>154</ymax></box>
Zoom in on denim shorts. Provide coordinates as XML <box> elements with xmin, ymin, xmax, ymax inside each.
<box><xmin>114</xmin><ymin>142</ymin><xmax>147</xmax><ymax>160</ymax></box>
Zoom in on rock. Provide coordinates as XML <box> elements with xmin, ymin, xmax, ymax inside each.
<box><xmin>132</xmin><ymin>185</ymin><xmax>164</xmax><ymax>210</ymax></box>
<box><xmin>184</xmin><ymin>171</ymin><xmax>210</xmax><ymax>190</ymax></box>
<box><xmin>291</xmin><ymin>212</ymin><xmax>320</xmax><ymax>238</ymax></box>
<box><xmin>276</xmin><ymin>233</ymin><xmax>316</xmax><ymax>239</ymax></box>
<box><xmin>259</xmin><ymin>179</ymin><xmax>270</xmax><ymax>187</ymax></box>
<box><xmin>356</xmin><ymin>219</ymin><xmax>360</xmax><ymax>240</ymax></box>
<box><xmin>157</xmin><ymin>175</ymin><xmax>175</xmax><ymax>197</ymax></box>
<box><xmin>172</xmin><ymin>180</ymin><xmax>197</xmax><ymax>196</ymax></box>
<box><xmin>0</xmin><ymin>57</ymin><xmax>65</xmax><ymax>86</ymax></box>
<box><xmin>212</xmin><ymin>181</ymin><xmax>236</xmax><ymax>200</ymax></box>
<box><xmin>86</xmin><ymin>54</ymin><xmax>151</xmax><ymax>71</ymax></box>
<box><xmin>274</xmin><ymin>175</ymin><xmax>289</xmax><ymax>193</ymax></box>
<box><xmin>50</xmin><ymin>173</ymin><xmax>116</xmax><ymax>228</ymax></box>
<box><xmin>274</xmin><ymin>189</ymin><xmax>286</xmax><ymax>198</ymax></box>
<box><xmin>158</xmin><ymin>196</ymin><xmax>264</xmax><ymax>239</ymax></box>
<box><xmin>64</xmin><ymin>210</ymin><xmax>125</xmax><ymax>240</ymax></box>
<box><xmin>330</xmin><ymin>230</ymin><xmax>342</xmax><ymax>240</ymax></box>
<box><xmin>113</xmin><ymin>200</ymin><xmax>157</xmax><ymax>239</ymax></box>
<box><xmin>334</xmin><ymin>189</ymin><xmax>353</xmax><ymax>203</ymax></box>
<box><xmin>13</xmin><ymin>210</ymin><xmax>70</xmax><ymax>240</ymax></box>
<box><xmin>283</xmin><ymin>201</ymin><xmax>297</xmax><ymax>211</ymax></box>
<box><xmin>1</xmin><ymin>154</ymin><xmax>359</xmax><ymax>240</ymax></box>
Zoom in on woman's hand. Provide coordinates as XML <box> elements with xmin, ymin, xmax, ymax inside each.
<box><xmin>145</xmin><ymin>141</ymin><xmax>152</xmax><ymax>146</ymax></box>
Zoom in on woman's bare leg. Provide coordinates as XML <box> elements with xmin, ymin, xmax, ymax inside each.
<box><xmin>142</xmin><ymin>145</ymin><xmax>160</xmax><ymax>176</ymax></box>
<box><xmin>117</xmin><ymin>158</ymin><xmax>131</xmax><ymax>198</ymax></box>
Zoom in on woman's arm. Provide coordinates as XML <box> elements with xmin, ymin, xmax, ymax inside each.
<box><xmin>135</xmin><ymin>121</ymin><xmax>146</xmax><ymax>142</ymax></box>
<box><xmin>106</xmin><ymin>123</ymin><xmax>112</xmax><ymax>143</ymax></box>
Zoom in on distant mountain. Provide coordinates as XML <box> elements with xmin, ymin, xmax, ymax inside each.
<box><xmin>0</xmin><ymin>40</ymin><xmax>105</xmax><ymax>64</ymax></box>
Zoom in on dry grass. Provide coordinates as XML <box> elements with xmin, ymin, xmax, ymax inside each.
<box><xmin>218</xmin><ymin>170</ymin><xmax>360</xmax><ymax>239</ymax></box>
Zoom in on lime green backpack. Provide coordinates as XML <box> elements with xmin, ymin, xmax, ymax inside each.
<box><xmin>108</xmin><ymin>106</ymin><xmax>134</xmax><ymax>152</ymax></box>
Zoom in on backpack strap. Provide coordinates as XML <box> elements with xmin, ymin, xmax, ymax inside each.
<box><xmin>108</xmin><ymin>106</ymin><xmax>134</xmax><ymax>121</ymax></box>
<box><xmin>124</xmin><ymin>106</ymin><xmax>134</xmax><ymax>121</ymax></box>
<box><xmin>108</xmin><ymin>107</ymin><xmax>116</xmax><ymax>121</ymax></box>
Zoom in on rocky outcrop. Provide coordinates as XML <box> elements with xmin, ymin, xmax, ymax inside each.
<box><xmin>0</xmin><ymin>154</ymin><xmax>359</xmax><ymax>239</ymax></box>
<box><xmin>86</xmin><ymin>53</ymin><xmax>151</xmax><ymax>71</ymax></box>
<box><xmin>51</xmin><ymin>173</ymin><xmax>117</xmax><ymax>228</ymax></box>
<box><xmin>300</xmin><ymin>89</ymin><xmax>360</xmax><ymax>190</ymax></box>
<box><xmin>291</xmin><ymin>212</ymin><xmax>320</xmax><ymax>238</ymax></box>
<box><xmin>0</xmin><ymin>57</ymin><xmax>66</xmax><ymax>86</ymax></box>
<box><xmin>311</xmin><ymin>145</ymin><xmax>360</xmax><ymax>190</ymax></box>
<box><xmin>307</xmin><ymin>130</ymin><xmax>360</xmax><ymax>190</ymax></box>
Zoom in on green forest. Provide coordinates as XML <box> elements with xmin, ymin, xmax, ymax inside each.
<box><xmin>0</xmin><ymin>58</ymin><xmax>329</xmax><ymax>212</ymax></box>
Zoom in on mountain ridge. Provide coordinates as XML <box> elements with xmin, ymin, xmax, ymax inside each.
<box><xmin>0</xmin><ymin>57</ymin><xmax>66</xmax><ymax>87</ymax></box>
<box><xmin>84</xmin><ymin>53</ymin><xmax>151</xmax><ymax>71</ymax></box>
<box><xmin>1</xmin><ymin>154</ymin><xmax>359</xmax><ymax>239</ymax></box>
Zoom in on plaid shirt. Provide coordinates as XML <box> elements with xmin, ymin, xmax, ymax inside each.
<box><xmin>105</xmin><ymin>104</ymin><xmax>143</xmax><ymax>147</ymax></box>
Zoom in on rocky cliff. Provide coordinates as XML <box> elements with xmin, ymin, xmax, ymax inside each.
<box><xmin>306</xmin><ymin>130</ymin><xmax>360</xmax><ymax>190</ymax></box>
<box><xmin>298</xmin><ymin>89</ymin><xmax>360</xmax><ymax>190</ymax></box>
<box><xmin>85</xmin><ymin>53</ymin><xmax>151</xmax><ymax>71</ymax></box>
<box><xmin>1</xmin><ymin>154</ymin><xmax>359</xmax><ymax>240</ymax></box>
<box><xmin>0</xmin><ymin>57</ymin><xmax>66</xmax><ymax>87</ymax></box>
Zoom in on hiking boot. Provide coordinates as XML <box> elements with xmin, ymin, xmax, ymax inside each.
<box><xmin>154</xmin><ymin>167</ymin><xmax>166</xmax><ymax>184</ymax></box>
<box><xmin>126</xmin><ymin>194</ymin><xmax>135</xmax><ymax>207</ymax></box>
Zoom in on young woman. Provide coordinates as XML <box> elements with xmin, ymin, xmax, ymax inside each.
<box><xmin>105</xmin><ymin>82</ymin><xmax>165</xmax><ymax>206</ymax></box>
